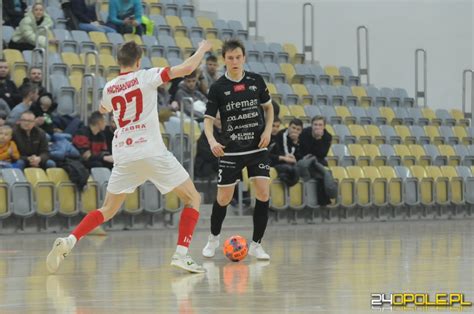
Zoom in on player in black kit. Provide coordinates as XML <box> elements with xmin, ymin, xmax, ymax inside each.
<box><xmin>202</xmin><ymin>39</ymin><xmax>274</xmax><ymax>260</ymax></box>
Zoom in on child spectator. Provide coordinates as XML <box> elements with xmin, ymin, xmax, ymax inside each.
<box><xmin>0</xmin><ymin>125</ymin><xmax>20</xmax><ymax>168</ymax></box>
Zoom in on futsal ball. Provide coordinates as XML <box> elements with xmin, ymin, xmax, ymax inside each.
<box><xmin>223</xmin><ymin>235</ymin><xmax>248</xmax><ymax>262</ymax></box>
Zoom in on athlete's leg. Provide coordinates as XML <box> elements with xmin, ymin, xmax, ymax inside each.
<box><xmin>252</xmin><ymin>177</ymin><xmax>270</xmax><ymax>243</ymax></box>
<box><xmin>170</xmin><ymin>178</ymin><xmax>205</xmax><ymax>273</ymax></box>
<box><xmin>212</xmin><ymin>185</ymin><xmax>235</xmax><ymax>235</ymax></box>
<box><xmin>46</xmin><ymin>192</ymin><xmax>127</xmax><ymax>273</ymax></box>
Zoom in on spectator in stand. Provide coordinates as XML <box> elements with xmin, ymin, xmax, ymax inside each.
<box><xmin>0</xmin><ymin>99</ymin><xmax>11</xmax><ymax>126</ymax></box>
<box><xmin>296</xmin><ymin>116</ymin><xmax>336</xmax><ymax>206</ymax></box>
<box><xmin>271</xmin><ymin>116</ymin><xmax>281</xmax><ymax>142</ymax></box>
<box><xmin>13</xmin><ymin>111</ymin><xmax>56</xmax><ymax>169</ymax></box>
<box><xmin>9</xmin><ymin>3</ymin><xmax>57</xmax><ymax>51</ymax></box>
<box><xmin>106</xmin><ymin>0</ymin><xmax>144</xmax><ymax>35</ymax></box>
<box><xmin>194</xmin><ymin>113</ymin><xmax>222</xmax><ymax>180</ymax></box>
<box><xmin>175</xmin><ymin>70</ymin><xmax>207</xmax><ymax>119</ymax></box>
<box><xmin>30</xmin><ymin>93</ymin><xmax>58</xmax><ymax>135</ymax></box>
<box><xmin>199</xmin><ymin>54</ymin><xmax>221</xmax><ymax>95</ymax></box>
<box><xmin>6</xmin><ymin>83</ymin><xmax>39</xmax><ymax>125</ymax></box>
<box><xmin>73</xmin><ymin>111</ymin><xmax>113</xmax><ymax>169</ymax></box>
<box><xmin>2</xmin><ymin>0</ymin><xmax>27</xmax><ymax>28</ymax></box>
<box><xmin>0</xmin><ymin>59</ymin><xmax>22</xmax><ymax>110</ymax></box>
<box><xmin>71</xmin><ymin>0</ymin><xmax>117</xmax><ymax>33</ymax></box>
<box><xmin>19</xmin><ymin>66</ymin><xmax>46</xmax><ymax>96</ymax></box>
<box><xmin>0</xmin><ymin>125</ymin><xmax>20</xmax><ymax>168</ymax></box>
<box><xmin>269</xmin><ymin>118</ymin><xmax>303</xmax><ymax>187</ymax></box>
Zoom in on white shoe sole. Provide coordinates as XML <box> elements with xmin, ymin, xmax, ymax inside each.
<box><xmin>46</xmin><ymin>238</ymin><xmax>67</xmax><ymax>274</ymax></box>
<box><xmin>170</xmin><ymin>260</ymin><xmax>206</xmax><ymax>273</ymax></box>
<box><xmin>202</xmin><ymin>249</ymin><xmax>216</xmax><ymax>258</ymax></box>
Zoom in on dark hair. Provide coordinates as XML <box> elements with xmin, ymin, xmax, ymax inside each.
<box><xmin>311</xmin><ymin>115</ymin><xmax>326</xmax><ymax>125</ymax></box>
<box><xmin>273</xmin><ymin>117</ymin><xmax>281</xmax><ymax>123</ymax></box>
<box><xmin>20</xmin><ymin>82</ymin><xmax>38</xmax><ymax>99</ymax></box>
<box><xmin>185</xmin><ymin>70</ymin><xmax>197</xmax><ymax>79</ymax></box>
<box><xmin>89</xmin><ymin>111</ymin><xmax>104</xmax><ymax>126</ymax></box>
<box><xmin>29</xmin><ymin>66</ymin><xmax>42</xmax><ymax>74</ymax></box>
<box><xmin>289</xmin><ymin>118</ymin><xmax>303</xmax><ymax>127</ymax></box>
<box><xmin>117</xmin><ymin>41</ymin><xmax>143</xmax><ymax>67</ymax></box>
<box><xmin>222</xmin><ymin>39</ymin><xmax>246</xmax><ymax>58</ymax></box>
<box><xmin>206</xmin><ymin>54</ymin><xmax>218</xmax><ymax>62</ymax></box>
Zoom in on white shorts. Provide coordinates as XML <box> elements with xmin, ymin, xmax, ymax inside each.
<box><xmin>107</xmin><ymin>152</ymin><xmax>189</xmax><ymax>194</ymax></box>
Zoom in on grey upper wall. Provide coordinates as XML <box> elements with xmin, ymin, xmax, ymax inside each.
<box><xmin>196</xmin><ymin>0</ymin><xmax>473</xmax><ymax>111</ymax></box>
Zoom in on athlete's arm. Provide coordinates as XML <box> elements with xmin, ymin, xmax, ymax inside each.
<box><xmin>204</xmin><ymin>116</ymin><xmax>225</xmax><ymax>157</ymax></box>
<box><xmin>258</xmin><ymin>101</ymin><xmax>274</xmax><ymax>149</ymax></box>
<box><xmin>168</xmin><ymin>40</ymin><xmax>212</xmax><ymax>79</ymax></box>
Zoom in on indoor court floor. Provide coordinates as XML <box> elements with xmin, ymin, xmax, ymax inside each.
<box><xmin>0</xmin><ymin>220</ymin><xmax>473</xmax><ymax>313</ymax></box>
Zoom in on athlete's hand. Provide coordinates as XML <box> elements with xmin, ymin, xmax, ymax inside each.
<box><xmin>258</xmin><ymin>130</ymin><xmax>271</xmax><ymax>148</ymax></box>
<box><xmin>210</xmin><ymin>140</ymin><xmax>225</xmax><ymax>157</ymax></box>
<box><xmin>198</xmin><ymin>40</ymin><xmax>213</xmax><ymax>53</ymax></box>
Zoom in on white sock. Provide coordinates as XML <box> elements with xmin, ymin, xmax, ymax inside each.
<box><xmin>67</xmin><ymin>234</ymin><xmax>77</xmax><ymax>248</ymax></box>
<box><xmin>176</xmin><ymin>245</ymin><xmax>188</xmax><ymax>255</ymax></box>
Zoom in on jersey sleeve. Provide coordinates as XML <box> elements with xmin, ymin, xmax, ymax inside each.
<box><xmin>204</xmin><ymin>84</ymin><xmax>219</xmax><ymax>119</ymax></box>
<box><xmin>257</xmin><ymin>75</ymin><xmax>271</xmax><ymax>105</ymax></box>
<box><xmin>144</xmin><ymin>67</ymin><xmax>171</xmax><ymax>89</ymax></box>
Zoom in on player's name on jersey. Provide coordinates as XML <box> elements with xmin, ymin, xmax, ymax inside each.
<box><xmin>107</xmin><ymin>78</ymin><xmax>139</xmax><ymax>94</ymax></box>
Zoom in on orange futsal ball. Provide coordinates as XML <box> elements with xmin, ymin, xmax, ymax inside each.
<box><xmin>223</xmin><ymin>235</ymin><xmax>248</xmax><ymax>262</ymax></box>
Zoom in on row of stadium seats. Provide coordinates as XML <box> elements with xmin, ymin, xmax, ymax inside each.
<box><xmin>324</xmin><ymin>123</ymin><xmax>473</xmax><ymax>145</ymax></box>
<box><xmin>0</xmin><ymin>168</ymin><xmax>181</xmax><ymax>230</ymax></box>
<box><xmin>2</xmin><ymin>163</ymin><xmax>472</xmax><ymax>229</ymax></box>
<box><xmin>282</xmin><ymin>105</ymin><xmax>468</xmax><ymax>126</ymax></box>
<box><xmin>327</xmin><ymin>165</ymin><xmax>474</xmax><ymax>217</ymax></box>
<box><xmin>238</xmin><ymin>165</ymin><xmax>474</xmax><ymax>220</ymax></box>
<box><xmin>327</xmin><ymin>143</ymin><xmax>474</xmax><ymax>167</ymax></box>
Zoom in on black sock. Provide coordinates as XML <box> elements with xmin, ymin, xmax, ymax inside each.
<box><xmin>210</xmin><ymin>201</ymin><xmax>227</xmax><ymax>236</ymax></box>
<box><xmin>252</xmin><ymin>199</ymin><xmax>269</xmax><ymax>243</ymax></box>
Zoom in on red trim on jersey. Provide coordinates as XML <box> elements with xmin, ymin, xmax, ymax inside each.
<box><xmin>118</xmin><ymin>71</ymin><xmax>133</xmax><ymax>76</ymax></box>
<box><xmin>160</xmin><ymin>67</ymin><xmax>171</xmax><ymax>83</ymax></box>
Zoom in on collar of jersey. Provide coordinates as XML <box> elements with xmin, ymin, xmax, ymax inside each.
<box><xmin>118</xmin><ymin>71</ymin><xmax>133</xmax><ymax>76</ymax></box>
<box><xmin>225</xmin><ymin>71</ymin><xmax>246</xmax><ymax>83</ymax></box>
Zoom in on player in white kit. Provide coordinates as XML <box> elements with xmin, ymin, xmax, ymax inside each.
<box><xmin>46</xmin><ymin>40</ymin><xmax>212</xmax><ymax>274</ymax></box>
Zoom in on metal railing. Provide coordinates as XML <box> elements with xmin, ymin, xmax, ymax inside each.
<box><xmin>415</xmin><ymin>48</ymin><xmax>427</xmax><ymax>107</ymax></box>
<box><xmin>35</xmin><ymin>26</ymin><xmax>50</xmax><ymax>91</ymax></box>
<box><xmin>0</xmin><ymin>3</ymin><xmax>3</xmax><ymax>59</ymax></box>
<box><xmin>357</xmin><ymin>25</ymin><xmax>370</xmax><ymax>85</ymax></box>
<box><xmin>462</xmin><ymin>69</ymin><xmax>473</xmax><ymax>116</ymax></box>
<box><xmin>246</xmin><ymin>0</ymin><xmax>258</xmax><ymax>37</ymax></box>
<box><xmin>81</xmin><ymin>51</ymin><xmax>100</xmax><ymax>123</ymax></box>
<box><xmin>179</xmin><ymin>97</ymin><xmax>195</xmax><ymax>180</ymax></box>
<box><xmin>302</xmin><ymin>2</ymin><xmax>315</xmax><ymax>63</ymax></box>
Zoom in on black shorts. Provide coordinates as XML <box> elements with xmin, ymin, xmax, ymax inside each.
<box><xmin>217</xmin><ymin>150</ymin><xmax>270</xmax><ymax>186</ymax></box>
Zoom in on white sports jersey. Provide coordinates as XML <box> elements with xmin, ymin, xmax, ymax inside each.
<box><xmin>101</xmin><ymin>67</ymin><xmax>171</xmax><ymax>165</ymax></box>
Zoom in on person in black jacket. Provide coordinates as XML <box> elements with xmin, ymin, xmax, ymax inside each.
<box><xmin>12</xmin><ymin>111</ymin><xmax>56</xmax><ymax>170</ymax></box>
<box><xmin>298</xmin><ymin>115</ymin><xmax>332</xmax><ymax>165</ymax></box>
<box><xmin>269</xmin><ymin>118</ymin><xmax>303</xmax><ymax>187</ymax></box>
<box><xmin>71</xmin><ymin>0</ymin><xmax>117</xmax><ymax>33</ymax></box>
<box><xmin>2</xmin><ymin>0</ymin><xmax>27</xmax><ymax>28</ymax></box>
<box><xmin>72</xmin><ymin>111</ymin><xmax>113</xmax><ymax>169</ymax></box>
<box><xmin>297</xmin><ymin>115</ymin><xmax>335</xmax><ymax>207</ymax></box>
<box><xmin>30</xmin><ymin>93</ymin><xmax>58</xmax><ymax>135</ymax></box>
<box><xmin>0</xmin><ymin>60</ymin><xmax>21</xmax><ymax>110</ymax></box>
<box><xmin>19</xmin><ymin>66</ymin><xmax>46</xmax><ymax>97</ymax></box>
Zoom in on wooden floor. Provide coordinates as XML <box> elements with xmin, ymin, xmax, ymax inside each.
<box><xmin>0</xmin><ymin>220</ymin><xmax>473</xmax><ymax>313</ymax></box>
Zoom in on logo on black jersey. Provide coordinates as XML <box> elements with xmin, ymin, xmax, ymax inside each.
<box><xmin>249</xmin><ymin>85</ymin><xmax>257</xmax><ymax>91</ymax></box>
<box><xmin>227</xmin><ymin>125</ymin><xmax>234</xmax><ymax>132</ymax></box>
<box><xmin>233</xmin><ymin>84</ymin><xmax>246</xmax><ymax>92</ymax></box>
<box><xmin>224</xmin><ymin>91</ymin><xmax>231</xmax><ymax>96</ymax></box>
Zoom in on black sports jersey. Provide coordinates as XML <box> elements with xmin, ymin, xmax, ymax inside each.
<box><xmin>205</xmin><ymin>71</ymin><xmax>271</xmax><ymax>155</ymax></box>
